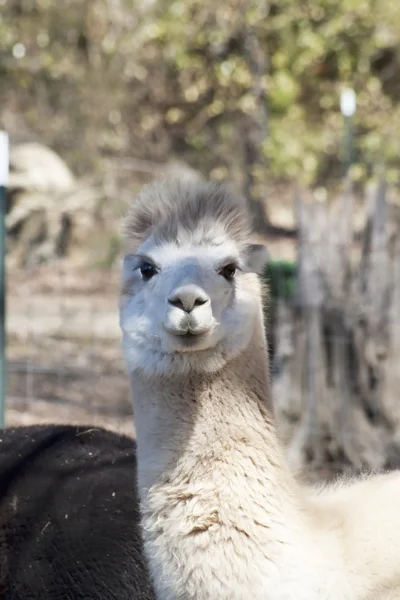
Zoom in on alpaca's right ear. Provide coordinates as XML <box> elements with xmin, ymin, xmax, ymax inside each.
<box><xmin>244</xmin><ymin>244</ymin><xmax>269</xmax><ymax>275</ymax></box>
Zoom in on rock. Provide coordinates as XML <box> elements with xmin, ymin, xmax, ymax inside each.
<box><xmin>5</xmin><ymin>143</ymin><xmax>110</xmax><ymax>268</ymax></box>
<box><xmin>6</xmin><ymin>184</ymin><xmax>113</xmax><ymax>268</ymax></box>
<box><xmin>8</xmin><ymin>143</ymin><xmax>75</xmax><ymax>194</ymax></box>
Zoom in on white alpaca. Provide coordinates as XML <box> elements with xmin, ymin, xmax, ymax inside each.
<box><xmin>120</xmin><ymin>179</ymin><xmax>400</xmax><ymax>600</ymax></box>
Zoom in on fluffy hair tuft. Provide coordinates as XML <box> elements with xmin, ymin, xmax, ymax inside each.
<box><xmin>123</xmin><ymin>179</ymin><xmax>251</xmax><ymax>252</ymax></box>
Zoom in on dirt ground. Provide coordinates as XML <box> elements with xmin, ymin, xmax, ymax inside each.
<box><xmin>6</xmin><ymin>265</ymin><xmax>136</xmax><ymax>437</ymax></box>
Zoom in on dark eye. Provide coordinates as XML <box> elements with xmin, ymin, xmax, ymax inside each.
<box><xmin>140</xmin><ymin>262</ymin><xmax>157</xmax><ymax>280</ymax></box>
<box><xmin>219</xmin><ymin>263</ymin><xmax>237</xmax><ymax>280</ymax></box>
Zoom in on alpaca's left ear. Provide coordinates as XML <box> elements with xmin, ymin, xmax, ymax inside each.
<box><xmin>244</xmin><ymin>244</ymin><xmax>269</xmax><ymax>275</ymax></box>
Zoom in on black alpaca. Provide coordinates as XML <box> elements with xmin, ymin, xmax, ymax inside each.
<box><xmin>0</xmin><ymin>424</ymin><xmax>155</xmax><ymax>599</ymax></box>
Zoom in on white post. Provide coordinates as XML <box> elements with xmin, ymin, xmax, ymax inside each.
<box><xmin>340</xmin><ymin>88</ymin><xmax>356</xmax><ymax>118</ymax></box>
<box><xmin>340</xmin><ymin>89</ymin><xmax>356</xmax><ymax>174</ymax></box>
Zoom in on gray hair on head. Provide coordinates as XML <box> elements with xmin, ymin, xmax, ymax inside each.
<box><xmin>123</xmin><ymin>179</ymin><xmax>251</xmax><ymax>252</ymax></box>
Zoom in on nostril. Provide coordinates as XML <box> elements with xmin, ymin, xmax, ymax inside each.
<box><xmin>168</xmin><ymin>297</ymin><xmax>185</xmax><ymax>311</ymax></box>
<box><xmin>193</xmin><ymin>296</ymin><xmax>207</xmax><ymax>307</ymax></box>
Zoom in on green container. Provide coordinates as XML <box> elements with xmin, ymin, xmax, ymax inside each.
<box><xmin>264</xmin><ymin>259</ymin><xmax>297</xmax><ymax>302</ymax></box>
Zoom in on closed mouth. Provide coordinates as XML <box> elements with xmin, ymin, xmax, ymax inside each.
<box><xmin>178</xmin><ymin>330</ymin><xmax>206</xmax><ymax>341</ymax></box>
<box><xmin>165</xmin><ymin>324</ymin><xmax>212</xmax><ymax>337</ymax></box>
<box><xmin>168</xmin><ymin>329</ymin><xmax>211</xmax><ymax>351</ymax></box>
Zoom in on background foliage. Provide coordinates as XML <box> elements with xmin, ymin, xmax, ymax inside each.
<box><xmin>2</xmin><ymin>0</ymin><xmax>400</xmax><ymax>189</ymax></box>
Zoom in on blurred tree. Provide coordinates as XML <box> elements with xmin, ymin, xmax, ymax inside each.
<box><xmin>2</xmin><ymin>0</ymin><xmax>400</xmax><ymax>199</ymax></box>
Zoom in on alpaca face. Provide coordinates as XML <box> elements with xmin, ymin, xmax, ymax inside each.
<box><xmin>120</xmin><ymin>228</ymin><xmax>267</xmax><ymax>377</ymax></box>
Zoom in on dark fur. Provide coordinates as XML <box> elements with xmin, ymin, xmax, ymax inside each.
<box><xmin>124</xmin><ymin>179</ymin><xmax>251</xmax><ymax>252</ymax></box>
<box><xmin>0</xmin><ymin>425</ymin><xmax>155</xmax><ymax>600</ymax></box>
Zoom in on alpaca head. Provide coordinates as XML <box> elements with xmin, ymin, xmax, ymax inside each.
<box><xmin>120</xmin><ymin>180</ymin><xmax>268</xmax><ymax>376</ymax></box>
